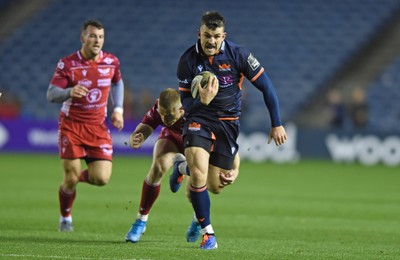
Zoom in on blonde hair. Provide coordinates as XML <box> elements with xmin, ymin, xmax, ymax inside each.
<box><xmin>159</xmin><ymin>88</ymin><xmax>181</xmax><ymax>109</ymax></box>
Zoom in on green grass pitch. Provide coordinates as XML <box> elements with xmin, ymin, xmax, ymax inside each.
<box><xmin>0</xmin><ymin>153</ymin><xmax>399</xmax><ymax>259</ymax></box>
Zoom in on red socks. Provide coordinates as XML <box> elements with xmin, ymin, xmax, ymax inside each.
<box><xmin>59</xmin><ymin>186</ymin><xmax>76</xmax><ymax>217</ymax></box>
<box><xmin>138</xmin><ymin>179</ymin><xmax>160</xmax><ymax>215</ymax></box>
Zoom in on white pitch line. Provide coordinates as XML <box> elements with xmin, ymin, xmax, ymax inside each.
<box><xmin>0</xmin><ymin>254</ymin><xmax>144</xmax><ymax>260</ymax></box>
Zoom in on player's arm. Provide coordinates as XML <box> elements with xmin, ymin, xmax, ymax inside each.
<box><xmin>47</xmin><ymin>59</ymin><xmax>89</xmax><ymax>103</ymax></box>
<box><xmin>110</xmin><ymin>79</ymin><xmax>124</xmax><ymax>131</ymax></box>
<box><xmin>129</xmin><ymin>123</ymin><xmax>154</xmax><ymax>149</ymax></box>
<box><xmin>252</xmin><ymin>73</ymin><xmax>287</xmax><ymax>146</ymax></box>
<box><xmin>180</xmin><ymin>88</ymin><xmax>205</xmax><ymax>113</ymax></box>
<box><xmin>47</xmin><ymin>84</ymin><xmax>89</xmax><ymax>103</ymax></box>
<box><xmin>47</xmin><ymin>84</ymin><xmax>72</xmax><ymax>103</ymax></box>
<box><xmin>177</xmin><ymin>57</ymin><xmax>205</xmax><ymax>112</ymax></box>
<box><xmin>252</xmin><ymin>73</ymin><xmax>281</xmax><ymax>127</ymax></box>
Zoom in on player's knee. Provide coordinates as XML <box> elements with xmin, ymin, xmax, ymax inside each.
<box><xmin>91</xmin><ymin>172</ymin><xmax>111</xmax><ymax>186</ymax></box>
<box><xmin>150</xmin><ymin>162</ymin><xmax>168</xmax><ymax>179</ymax></box>
<box><xmin>63</xmin><ymin>171</ymin><xmax>80</xmax><ymax>187</ymax></box>
<box><xmin>94</xmin><ymin>178</ymin><xmax>109</xmax><ymax>186</ymax></box>
<box><xmin>63</xmin><ymin>176</ymin><xmax>79</xmax><ymax>189</ymax></box>
<box><xmin>208</xmin><ymin>184</ymin><xmax>222</xmax><ymax>194</ymax></box>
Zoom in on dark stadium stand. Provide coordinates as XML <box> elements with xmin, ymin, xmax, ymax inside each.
<box><xmin>0</xmin><ymin>0</ymin><xmax>399</xmax><ymax>132</ymax></box>
<box><xmin>367</xmin><ymin>55</ymin><xmax>400</xmax><ymax>133</ymax></box>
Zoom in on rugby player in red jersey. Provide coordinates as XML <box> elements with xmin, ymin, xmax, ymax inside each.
<box><xmin>47</xmin><ymin>19</ymin><xmax>124</xmax><ymax>232</ymax></box>
<box><xmin>125</xmin><ymin>88</ymin><xmax>239</xmax><ymax>243</ymax></box>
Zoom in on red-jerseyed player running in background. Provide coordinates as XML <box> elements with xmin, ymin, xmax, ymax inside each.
<box><xmin>47</xmin><ymin>19</ymin><xmax>124</xmax><ymax>232</ymax></box>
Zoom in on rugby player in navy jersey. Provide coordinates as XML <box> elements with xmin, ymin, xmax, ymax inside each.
<box><xmin>174</xmin><ymin>11</ymin><xmax>287</xmax><ymax>250</ymax></box>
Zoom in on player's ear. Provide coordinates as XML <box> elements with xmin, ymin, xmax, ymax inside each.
<box><xmin>223</xmin><ymin>32</ymin><xmax>227</xmax><ymax>39</ymax></box>
<box><xmin>197</xmin><ymin>29</ymin><xmax>201</xmax><ymax>38</ymax></box>
<box><xmin>80</xmin><ymin>31</ymin><xmax>86</xmax><ymax>44</ymax></box>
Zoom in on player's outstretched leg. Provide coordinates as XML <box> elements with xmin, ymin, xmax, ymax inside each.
<box><xmin>125</xmin><ymin>219</ymin><xmax>147</xmax><ymax>243</ymax></box>
<box><xmin>169</xmin><ymin>153</ymin><xmax>186</xmax><ymax>192</ymax></box>
<box><xmin>186</xmin><ymin>219</ymin><xmax>201</xmax><ymax>242</ymax></box>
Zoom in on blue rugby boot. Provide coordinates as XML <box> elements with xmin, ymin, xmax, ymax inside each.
<box><xmin>125</xmin><ymin>219</ymin><xmax>147</xmax><ymax>243</ymax></box>
<box><xmin>186</xmin><ymin>220</ymin><xmax>201</xmax><ymax>242</ymax></box>
<box><xmin>169</xmin><ymin>153</ymin><xmax>186</xmax><ymax>193</ymax></box>
<box><xmin>200</xmin><ymin>233</ymin><xmax>218</xmax><ymax>250</ymax></box>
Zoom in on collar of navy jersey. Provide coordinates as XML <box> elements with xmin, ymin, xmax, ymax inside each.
<box><xmin>195</xmin><ymin>40</ymin><xmax>225</xmax><ymax>55</ymax></box>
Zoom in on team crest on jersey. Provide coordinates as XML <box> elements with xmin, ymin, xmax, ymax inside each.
<box><xmin>247</xmin><ymin>53</ymin><xmax>260</xmax><ymax>71</ymax></box>
<box><xmin>218</xmin><ymin>63</ymin><xmax>231</xmax><ymax>71</ymax></box>
<box><xmin>86</xmin><ymin>88</ymin><xmax>102</xmax><ymax>103</ymax></box>
<box><xmin>78</xmin><ymin>79</ymin><xmax>92</xmax><ymax>88</ymax></box>
<box><xmin>98</xmin><ymin>68</ymin><xmax>110</xmax><ymax>76</ymax></box>
<box><xmin>57</xmin><ymin>60</ymin><xmax>65</xmax><ymax>70</ymax></box>
<box><xmin>103</xmin><ymin>57</ymin><xmax>114</xmax><ymax>65</ymax></box>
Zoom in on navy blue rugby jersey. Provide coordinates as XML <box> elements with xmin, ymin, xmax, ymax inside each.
<box><xmin>177</xmin><ymin>39</ymin><xmax>266</xmax><ymax>121</ymax></box>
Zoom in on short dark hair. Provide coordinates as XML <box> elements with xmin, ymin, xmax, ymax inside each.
<box><xmin>81</xmin><ymin>19</ymin><xmax>104</xmax><ymax>34</ymax></box>
<box><xmin>201</xmin><ymin>11</ymin><xmax>225</xmax><ymax>30</ymax></box>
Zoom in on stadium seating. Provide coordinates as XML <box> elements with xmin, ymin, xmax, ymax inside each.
<box><xmin>366</xmin><ymin>55</ymin><xmax>400</xmax><ymax>133</ymax></box>
<box><xmin>0</xmin><ymin>0</ymin><xmax>399</xmax><ymax>132</ymax></box>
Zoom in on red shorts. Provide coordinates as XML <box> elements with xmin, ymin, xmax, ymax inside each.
<box><xmin>58</xmin><ymin>115</ymin><xmax>113</xmax><ymax>160</ymax></box>
<box><xmin>159</xmin><ymin>127</ymin><xmax>184</xmax><ymax>154</ymax></box>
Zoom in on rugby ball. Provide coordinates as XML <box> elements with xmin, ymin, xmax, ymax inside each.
<box><xmin>190</xmin><ymin>71</ymin><xmax>217</xmax><ymax>99</ymax></box>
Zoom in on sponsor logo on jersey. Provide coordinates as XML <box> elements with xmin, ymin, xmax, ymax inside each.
<box><xmin>57</xmin><ymin>60</ymin><xmax>65</xmax><ymax>69</ymax></box>
<box><xmin>98</xmin><ymin>78</ymin><xmax>111</xmax><ymax>87</ymax></box>
<box><xmin>98</xmin><ymin>68</ymin><xmax>110</xmax><ymax>76</ymax></box>
<box><xmin>219</xmin><ymin>75</ymin><xmax>233</xmax><ymax>87</ymax></box>
<box><xmin>82</xmin><ymin>70</ymin><xmax>87</xmax><ymax>76</ymax></box>
<box><xmin>247</xmin><ymin>53</ymin><xmax>260</xmax><ymax>71</ymax></box>
<box><xmin>78</xmin><ymin>79</ymin><xmax>92</xmax><ymax>88</ymax></box>
<box><xmin>188</xmin><ymin>122</ymin><xmax>201</xmax><ymax>131</ymax></box>
<box><xmin>218</xmin><ymin>63</ymin><xmax>231</xmax><ymax>71</ymax></box>
<box><xmin>86</xmin><ymin>88</ymin><xmax>102</xmax><ymax>103</ymax></box>
<box><xmin>178</xmin><ymin>78</ymin><xmax>188</xmax><ymax>84</ymax></box>
<box><xmin>197</xmin><ymin>65</ymin><xmax>204</xmax><ymax>72</ymax></box>
<box><xmin>103</xmin><ymin>57</ymin><xmax>114</xmax><ymax>64</ymax></box>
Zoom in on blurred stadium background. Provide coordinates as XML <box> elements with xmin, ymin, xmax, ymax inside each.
<box><xmin>0</xmin><ymin>0</ymin><xmax>400</xmax><ymax>165</ymax></box>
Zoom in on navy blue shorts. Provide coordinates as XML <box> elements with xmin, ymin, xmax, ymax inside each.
<box><xmin>183</xmin><ymin>117</ymin><xmax>239</xmax><ymax>170</ymax></box>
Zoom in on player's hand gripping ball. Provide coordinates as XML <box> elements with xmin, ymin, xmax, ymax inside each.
<box><xmin>190</xmin><ymin>71</ymin><xmax>218</xmax><ymax>99</ymax></box>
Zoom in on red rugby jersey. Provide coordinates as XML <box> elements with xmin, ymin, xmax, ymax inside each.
<box><xmin>50</xmin><ymin>50</ymin><xmax>122</xmax><ymax>124</ymax></box>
